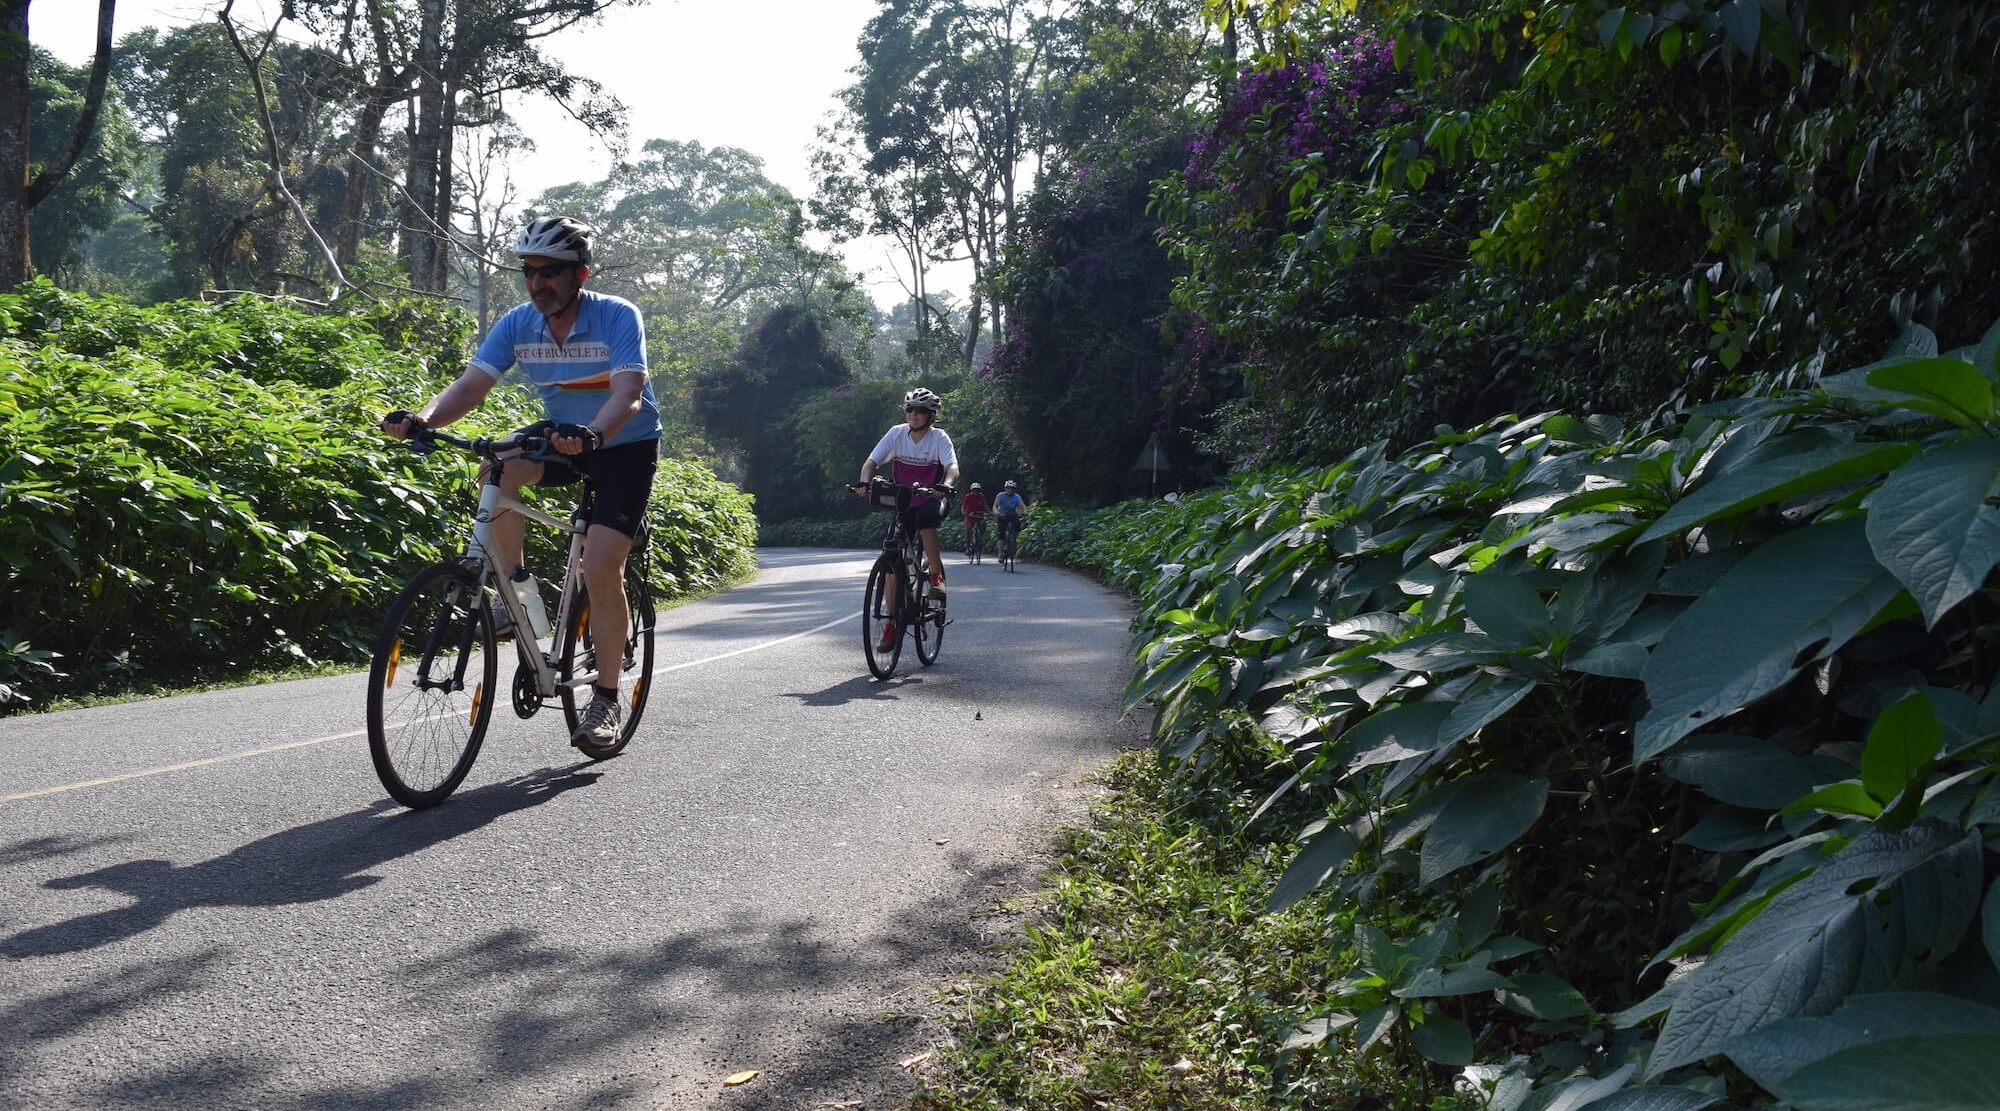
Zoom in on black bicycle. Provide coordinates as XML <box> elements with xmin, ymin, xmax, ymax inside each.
<box><xmin>965</xmin><ymin>510</ymin><xmax>992</xmax><ymax>564</ymax></box>
<box><xmin>849</xmin><ymin>479</ymin><xmax>949</xmax><ymax>679</ymax></box>
<box><xmin>996</xmin><ymin>513</ymin><xmax>1021</xmax><ymax>572</ymax></box>
<box><xmin>368</xmin><ymin>427</ymin><xmax>657</xmax><ymax>807</ymax></box>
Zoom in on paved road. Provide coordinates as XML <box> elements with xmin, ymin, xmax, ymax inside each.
<box><xmin>0</xmin><ymin>549</ymin><xmax>1137</xmax><ymax>1110</ymax></box>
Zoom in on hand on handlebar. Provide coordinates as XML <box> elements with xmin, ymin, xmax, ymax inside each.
<box><xmin>548</xmin><ymin>422</ymin><xmax>602</xmax><ymax>456</ymax></box>
<box><xmin>381</xmin><ymin>409</ymin><xmax>426</xmax><ymax>440</ymax></box>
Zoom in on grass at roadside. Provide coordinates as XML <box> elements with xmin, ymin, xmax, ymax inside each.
<box><xmin>908</xmin><ymin>751</ymin><xmax>1424</xmax><ymax>1111</ymax></box>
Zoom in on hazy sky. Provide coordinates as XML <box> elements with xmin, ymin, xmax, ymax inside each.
<box><xmin>32</xmin><ymin>0</ymin><xmax>958</xmax><ymax>307</ymax></box>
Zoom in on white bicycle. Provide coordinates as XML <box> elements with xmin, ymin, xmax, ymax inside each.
<box><xmin>365</xmin><ymin>427</ymin><xmax>656</xmax><ymax>807</ymax></box>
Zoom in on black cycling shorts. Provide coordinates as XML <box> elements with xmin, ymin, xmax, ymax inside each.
<box><xmin>525</xmin><ymin>434</ymin><xmax>660</xmax><ymax>538</ymax></box>
<box><xmin>900</xmin><ymin>497</ymin><xmax>945</xmax><ymax>536</ymax></box>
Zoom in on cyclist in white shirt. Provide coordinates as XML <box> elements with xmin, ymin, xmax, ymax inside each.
<box><xmin>856</xmin><ymin>387</ymin><xmax>959</xmax><ymax>651</ymax></box>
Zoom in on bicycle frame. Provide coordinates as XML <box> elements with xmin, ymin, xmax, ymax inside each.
<box><xmin>462</xmin><ymin>481</ymin><xmax>583</xmax><ymax>699</ymax></box>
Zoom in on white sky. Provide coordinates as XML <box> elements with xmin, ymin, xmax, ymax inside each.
<box><xmin>32</xmin><ymin>0</ymin><xmax>959</xmax><ymax>309</ymax></box>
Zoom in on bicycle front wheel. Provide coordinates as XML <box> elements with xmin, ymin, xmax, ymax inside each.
<box><xmin>367</xmin><ymin>562</ymin><xmax>497</xmax><ymax>808</ymax></box>
<box><xmin>914</xmin><ymin>585</ymin><xmax>944</xmax><ymax>666</ymax></box>
<box><xmin>559</xmin><ymin>561</ymin><xmax>658</xmax><ymax>760</ymax></box>
<box><xmin>863</xmin><ymin>553</ymin><xmax>904</xmax><ymax>679</ymax></box>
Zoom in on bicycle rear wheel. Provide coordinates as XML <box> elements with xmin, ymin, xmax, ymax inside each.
<box><xmin>863</xmin><ymin>553</ymin><xmax>904</xmax><ymax>679</ymax></box>
<box><xmin>559</xmin><ymin>560</ymin><xmax>658</xmax><ymax>759</ymax></box>
<box><xmin>367</xmin><ymin>561</ymin><xmax>497</xmax><ymax>808</ymax></box>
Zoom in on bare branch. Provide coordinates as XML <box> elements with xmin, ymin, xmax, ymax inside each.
<box><xmin>218</xmin><ymin>0</ymin><xmax>361</xmax><ymax>298</ymax></box>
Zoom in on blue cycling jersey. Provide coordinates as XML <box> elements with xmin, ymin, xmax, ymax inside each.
<box><xmin>470</xmin><ymin>289</ymin><xmax>662</xmax><ymax>447</ymax></box>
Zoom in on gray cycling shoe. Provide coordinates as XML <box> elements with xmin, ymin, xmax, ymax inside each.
<box><xmin>488</xmin><ymin>599</ymin><xmax>516</xmax><ymax>641</ymax></box>
<box><xmin>571</xmin><ymin>693</ymin><xmax>621</xmax><ymax>749</ymax></box>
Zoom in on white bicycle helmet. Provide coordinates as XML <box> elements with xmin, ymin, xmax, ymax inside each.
<box><xmin>903</xmin><ymin>387</ymin><xmax>942</xmax><ymax>413</ymax></box>
<box><xmin>513</xmin><ymin>216</ymin><xmax>594</xmax><ymax>264</ymax></box>
<box><xmin>1003</xmin><ymin>479</ymin><xmax>1017</xmax><ymax>488</ymax></box>
<box><xmin>969</xmin><ymin>482</ymin><xmax>983</xmax><ymax>491</ymax></box>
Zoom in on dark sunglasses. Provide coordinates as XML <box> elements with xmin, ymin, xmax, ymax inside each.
<box><xmin>521</xmin><ymin>261</ymin><xmax>574</xmax><ymax>280</ymax></box>
<box><xmin>905</xmin><ymin>405</ymin><xmax>935</xmax><ymax>415</ymax></box>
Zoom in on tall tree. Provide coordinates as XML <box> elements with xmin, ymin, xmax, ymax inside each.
<box><xmin>0</xmin><ymin>0</ymin><xmax>116</xmax><ymax>288</ymax></box>
<box><xmin>843</xmin><ymin>0</ymin><xmax>1066</xmax><ymax>367</ymax></box>
<box><xmin>395</xmin><ymin>0</ymin><xmax>635</xmax><ymax>292</ymax></box>
<box><xmin>28</xmin><ymin>43</ymin><xmax>139</xmax><ymax>282</ymax></box>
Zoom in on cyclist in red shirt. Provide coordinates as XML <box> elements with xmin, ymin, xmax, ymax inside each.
<box><xmin>960</xmin><ymin>482</ymin><xmax>991</xmax><ymax>558</ymax></box>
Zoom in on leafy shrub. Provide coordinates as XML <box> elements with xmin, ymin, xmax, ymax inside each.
<box><xmin>760</xmin><ymin>511</ymin><xmax>978</xmax><ymax>555</ymax></box>
<box><xmin>0</xmin><ymin>285</ymin><xmax>754</xmax><ymax>711</ymax></box>
<box><xmin>1099</xmin><ymin>320</ymin><xmax>2000</xmax><ymax>1106</ymax></box>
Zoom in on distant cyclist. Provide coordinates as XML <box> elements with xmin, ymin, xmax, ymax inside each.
<box><xmin>856</xmin><ymin>387</ymin><xmax>958</xmax><ymax>651</ymax></box>
<box><xmin>380</xmin><ymin>215</ymin><xmax>661</xmax><ymax>752</ymax></box>
<box><xmin>993</xmin><ymin>479</ymin><xmax>1026</xmax><ymax>559</ymax></box>
<box><xmin>960</xmin><ymin>482</ymin><xmax>991</xmax><ymax>558</ymax></box>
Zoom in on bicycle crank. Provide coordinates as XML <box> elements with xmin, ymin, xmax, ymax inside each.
<box><xmin>511</xmin><ymin>665</ymin><xmax>544</xmax><ymax>718</ymax></box>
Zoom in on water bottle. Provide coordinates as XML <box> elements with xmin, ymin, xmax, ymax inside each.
<box><xmin>510</xmin><ymin>566</ymin><xmax>552</xmax><ymax>638</ymax></box>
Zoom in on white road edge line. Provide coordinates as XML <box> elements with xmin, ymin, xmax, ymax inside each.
<box><xmin>3</xmin><ymin>612</ymin><xmax>852</xmax><ymax>803</ymax></box>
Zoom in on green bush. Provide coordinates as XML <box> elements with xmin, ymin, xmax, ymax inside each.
<box><xmin>1087</xmin><ymin>320</ymin><xmax>2000</xmax><ymax>1106</ymax></box>
<box><xmin>0</xmin><ymin>285</ymin><xmax>753</xmax><ymax>711</ymax></box>
<box><xmin>760</xmin><ymin>510</ymin><xmax>978</xmax><ymax>555</ymax></box>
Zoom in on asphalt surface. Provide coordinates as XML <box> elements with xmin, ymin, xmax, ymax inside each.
<box><xmin>0</xmin><ymin>548</ymin><xmax>1139</xmax><ymax>1110</ymax></box>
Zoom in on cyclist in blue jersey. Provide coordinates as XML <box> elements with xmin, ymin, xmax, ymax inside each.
<box><xmin>381</xmin><ymin>216</ymin><xmax>661</xmax><ymax>751</ymax></box>
<box><xmin>993</xmin><ymin>479</ymin><xmax>1026</xmax><ymax>559</ymax></box>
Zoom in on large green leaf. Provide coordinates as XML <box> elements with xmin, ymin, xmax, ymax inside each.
<box><xmin>1418</xmin><ymin>773</ymin><xmax>1550</xmax><ymax>885</ymax></box>
<box><xmin>1864</xmin><ymin>440</ymin><xmax>2000</xmax><ymax>629</ymax></box>
<box><xmin>1497</xmin><ymin>972</ymin><xmax>1592</xmax><ymax>1020</ymax></box>
<box><xmin>1537</xmin><ymin>1065</ymin><xmax>1637</xmax><ymax>1111</ymax></box>
<box><xmin>1719</xmin><ymin>0</ymin><xmax>1761</xmax><ymax>53</ymax></box>
<box><xmin>1338</xmin><ymin>702</ymin><xmax>1452</xmax><ymax>771</ymax></box>
<box><xmin>1635</xmin><ymin>442</ymin><xmax>1918</xmax><ymax>545</ymax></box>
<box><xmin>1866</xmin><ymin>357</ymin><xmax>1997</xmax><ymax>429</ymax></box>
<box><xmin>1646</xmin><ymin>823</ymin><xmax>1980</xmax><ymax>1076</ymax></box>
<box><xmin>1463</xmin><ymin>571</ymin><xmax>1551</xmax><ymax>648</ymax></box>
<box><xmin>1860</xmin><ymin>693</ymin><xmax>1942</xmax><ymax>805</ymax></box>
<box><xmin>1660</xmin><ymin>735</ymin><xmax>1823</xmax><ymax>809</ymax></box>
<box><xmin>1726</xmin><ymin>992</ymin><xmax>2000</xmax><ymax>1093</ymax></box>
<box><xmin>1411</xmin><ymin>1014</ymin><xmax>1473</xmax><ymax>1065</ymax></box>
<box><xmin>1269</xmin><ymin>825</ymin><xmax>1359</xmax><ymax>912</ymax></box>
<box><xmin>1775</xmin><ymin>1034</ymin><xmax>2000</xmax><ymax>1110</ymax></box>
<box><xmin>1637</xmin><ymin>521</ymin><xmax>1905</xmax><ymax>762</ymax></box>
<box><xmin>1394</xmin><ymin>963</ymin><xmax>1513</xmax><ymax>999</ymax></box>
<box><xmin>1589</xmin><ymin>1088</ymin><xmax>1721</xmax><ymax>1111</ymax></box>
<box><xmin>1438</xmin><ymin>676</ymin><xmax>1537</xmax><ymax>747</ymax></box>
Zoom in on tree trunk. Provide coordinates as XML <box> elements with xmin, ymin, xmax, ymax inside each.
<box><xmin>337</xmin><ymin>3</ymin><xmax>401</xmax><ymax>269</ymax></box>
<box><xmin>401</xmin><ymin>0</ymin><xmax>446</xmax><ymax>290</ymax></box>
<box><xmin>0</xmin><ymin>0</ymin><xmax>32</xmax><ymax>288</ymax></box>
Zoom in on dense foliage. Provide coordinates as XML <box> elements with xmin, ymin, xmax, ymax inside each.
<box><xmin>0</xmin><ymin>282</ymin><xmax>755</xmax><ymax>711</ymax></box>
<box><xmin>1028</xmin><ymin>325</ymin><xmax>2000</xmax><ymax>1108</ymax></box>
<box><xmin>1143</xmin><ymin>0</ymin><xmax>2000</xmax><ymax>462</ymax></box>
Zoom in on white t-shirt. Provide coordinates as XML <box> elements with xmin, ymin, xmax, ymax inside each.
<box><xmin>868</xmin><ymin>423</ymin><xmax>956</xmax><ymax>507</ymax></box>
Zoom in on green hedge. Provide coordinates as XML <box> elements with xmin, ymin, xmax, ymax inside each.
<box><xmin>760</xmin><ymin>511</ymin><xmax>995</xmax><ymax>556</ymax></box>
<box><xmin>0</xmin><ymin>283</ymin><xmax>754</xmax><ymax>711</ymax></box>
<box><xmin>1026</xmin><ymin>321</ymin><xmax>2000</xmax><ymax>1107</ymax></box>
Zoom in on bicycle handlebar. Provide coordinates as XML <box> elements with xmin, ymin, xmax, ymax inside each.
<box><xmin>403</xmin><ymin>426</ymin><xmax>558</xmax><ymax>461</ymax></box>
<box><xmin>846</xmin><ymin>480</ymin><xmax>952</xmax><ymax>497</ymax></box>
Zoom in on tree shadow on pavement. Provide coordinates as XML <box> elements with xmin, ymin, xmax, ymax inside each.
<box><xmin>1</xmin><ymin>768</ymin><xmax>602</xmax><ymax>960</ymax></box>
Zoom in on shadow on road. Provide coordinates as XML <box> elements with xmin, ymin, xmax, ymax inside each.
<box><xmin>780</xmin><ymin>675</ymin><xmax>910</xmax><ymax>707</ymax></box>
<box><xmin>1</xmin><ymin>767</ymin><xmax>602</xmax><ymax>960</ymax></box>
<box><xmin>11</xmin><ymin>849</ymin><xmax>1037</xmax><ymax>1111</ymax></box>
